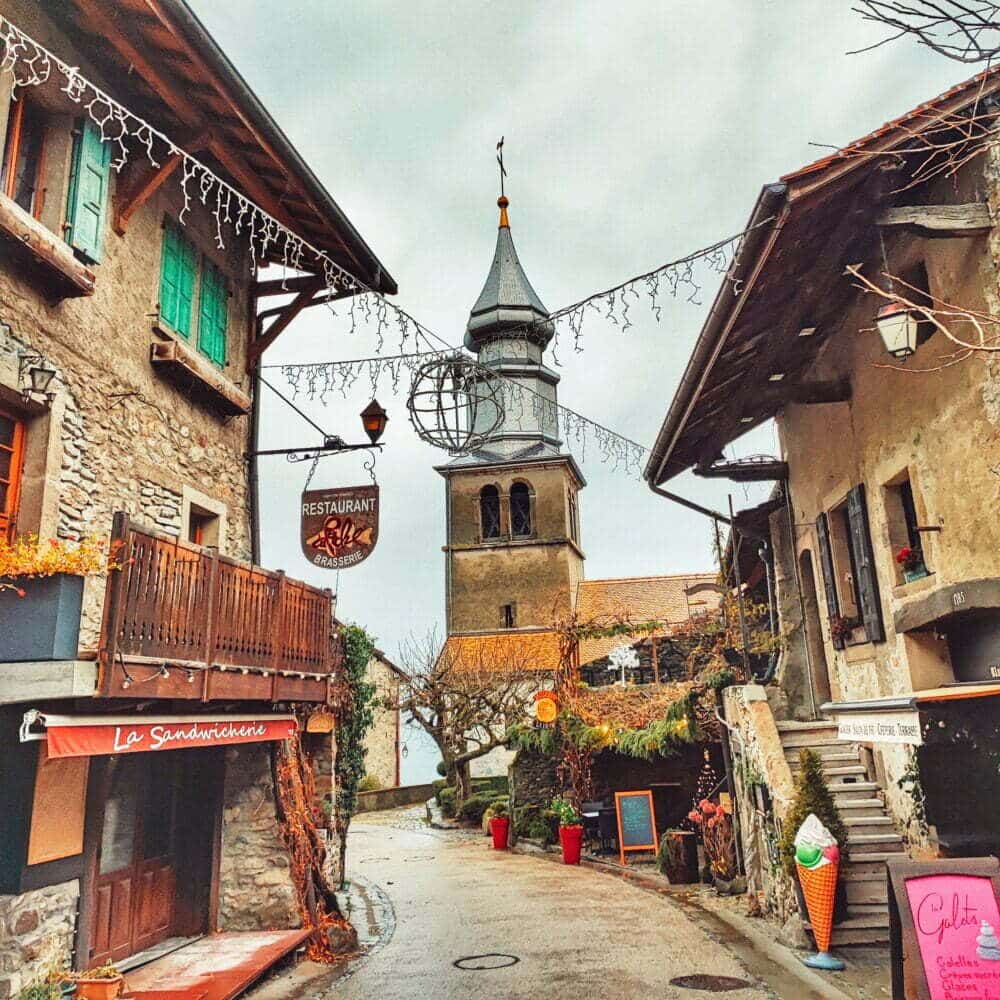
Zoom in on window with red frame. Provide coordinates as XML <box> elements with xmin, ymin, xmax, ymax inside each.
<box><xmin>0</xmin><ymin>409</ymin><xmax>25</xmax><ymax>540</ymax></box>
<box><xmin>1</xmin><ymin>97</ymin><xmax>47</xmax><ymax>217</ymax></box>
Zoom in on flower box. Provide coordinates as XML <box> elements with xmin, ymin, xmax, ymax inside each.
<box><xmin>0</xmin><ymin>574</ymin><xmax>84</xmax><ymax>661</ymax></box>
<box><xmin>903</xmin><ymin>565</ymin><xmax>930</xmax><ymax>583</ymax></box>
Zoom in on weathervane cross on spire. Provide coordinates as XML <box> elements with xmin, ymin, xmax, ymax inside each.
<box><xmin>496</xmin><ymin>136</ymin><xmax>506</xmax><ymax>198</ymax></box>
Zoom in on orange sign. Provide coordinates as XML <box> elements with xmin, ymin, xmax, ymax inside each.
<box><xmin>534</xmin><ymin>690</ymin><xmax>558</xmax><ymax>724</ymax></box>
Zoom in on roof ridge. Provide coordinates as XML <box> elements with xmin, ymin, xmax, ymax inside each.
<box><xmin>580</xmin><ymin>572</ymin><xmax>717</xmax><ymax>585</ymax></box>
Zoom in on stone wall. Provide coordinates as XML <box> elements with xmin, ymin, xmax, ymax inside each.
<box><xmin>0</xmin><ymin>0</ymin><xmax>256</xmax><ymax>651</ymax></box>
<box><xmin>362</xmin><ymin>654</ymin><xmax>400</xmax><ymax>789</ymax></box>
<box><xmin>509</xmin><ymin>748</ymin><xmax>561</xmax><ymax>812</ymax></box>
<box><xmin>0</xmin><ymin>880</ymin><xmax>78</xmax><ymax>997</ymax></box>
<box><xmin>218</xmin><ymin>744</ymin><xmax>299</xmax><ymax>932</ymax></box>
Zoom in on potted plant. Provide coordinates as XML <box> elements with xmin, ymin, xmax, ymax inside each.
<box><xmin>688</xmin><ymin>799</ymin><xmax>742</xmax><ymax>894</ymax></box>
<box><xmin>53</xmin><ymin>965</ymin><xmax>123</xmax><ymax>1000</ymax></box>
<box><xmin>551</xmin><ymin>796</ymin><xmax>583</xmax><ymax>865</ymax></box>
<box><xmin>489</xmin><ymin>797</ymin><xmax>510</xmax><ymax>850</ymax></box>
<box><xmin>828</xmin><ymin>614</ymin><xmax>853</xmax><ymax>646</ymax></box>
<box><xmin>0</xmin><ymin>534</ymin><xmax>123</xmax><ymax>661</ymax></box>
<box><xmin>656</xmin><ymin>827</ymin><xmax>699</xmax><ymax>884</ymax></box>
<box><xmin>896</xmin><ymin>545</ymin><xmax>929</xmax><ymax>583</ymax></box>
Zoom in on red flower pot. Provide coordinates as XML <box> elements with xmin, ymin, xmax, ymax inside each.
<box><xmin>491</xmin><ymin>816</ymin><xmax>510</xmax><ymax>850</ymax></box>
<box><xmin>559</xmin><ymin>824</ymin><xmax>583</xmax><ymax>865</ymax></box>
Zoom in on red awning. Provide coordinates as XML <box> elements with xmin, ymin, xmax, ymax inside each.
<box><xmin>21</xmin><ymin>712</ymin><xmax>297</xmax><ymax>759</ymax></box>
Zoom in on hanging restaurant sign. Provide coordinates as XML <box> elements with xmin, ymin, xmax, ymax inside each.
<box><xmin>21</xmin><ymin>711</ymin><xmax>297</xmax><ymax>759</ymax></box>
<box><xmin>301</xmin><ymin>485</ymin><xmax>380</xmax><ymax>569</ymax></box>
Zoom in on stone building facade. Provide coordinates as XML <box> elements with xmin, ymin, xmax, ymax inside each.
<box><xmin>645</xmin><ymin>69</ymin><xmax>1000</xmax><ymax>942</ymax></box>
<box><xmin>362</xmin><ymin>649</ymin><xmax>402</xmax><ymax>789</ymax></box>
<box><xmin>0</xmin><ymin>2</ymin><xmax>393</xmax><ymax>990</ymax></box>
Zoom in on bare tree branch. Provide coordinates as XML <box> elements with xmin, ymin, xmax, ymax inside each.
<box><xmin>852</xmin><ymin>1</ymin><xmax>1000</xmax><ymax>63</ymax></box>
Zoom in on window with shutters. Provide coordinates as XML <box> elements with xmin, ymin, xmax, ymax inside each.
<box><xmin>158</xmin><ymin>222</ymin><xmax>198</xmax><ymax>338</ymax></box>
<box><xmin>568</xmin><ymin>490</ymin><xmax>579</xmax><ymax>543</ymax></box>
<box><xmin>816</xmin><ymin>485</ymin><xmax>886</xmax><ymax>647</ymax></box>
<box><xmin>501</xmin><ymin>603</ymin><xmax>516</xmax><ymax>629</ymax></box>
<box><xmin>884</xmin><ymin>471</ymin><xmax>931</xmax><ymax>584</ymax></box>
<box><xmin>65</xmin><ymin>118</ymin><xmax>111</xmax><ymax>263</ymax></box>
<box><xmin>197</xmin><ymin>260</ymin><xmax>228</xmax><ymax>367</ymax></box>
<box><xmin>0</xmin><ymin>409</ymin><xmax>25</xmax><ymax>541</ymax></box>
<box><xmin>510</xmin><ymin>481</ymin><xmax>533</xmax><ymax>538</ymax></box>
<box><xmin>1</xmin><ymin>97</ymin><xmax>47</xmax><ymax>218</ymax></box>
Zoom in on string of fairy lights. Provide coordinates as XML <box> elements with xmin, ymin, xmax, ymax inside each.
<box><xmin>0</xmin><ymin>15</ymin><xmax>766</xmax><ymax>477</ymax></box>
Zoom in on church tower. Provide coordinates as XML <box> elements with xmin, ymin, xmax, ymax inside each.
<box><xmin>438</xmin><ymin>195</ymin><xmax>585</xmax><ymax>635</ymax></box>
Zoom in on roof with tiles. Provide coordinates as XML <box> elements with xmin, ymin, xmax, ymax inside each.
<box><xmin>439</xmin><ymin>630</ymin><xmax>564</xmax><ymax>674</ymax></box>
<box><xmin>576</xmin><ymin>574</ymin><xmax>721</xmax><ymax>666</ymax></box>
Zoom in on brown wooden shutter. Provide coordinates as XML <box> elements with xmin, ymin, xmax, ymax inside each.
<box><xmin>847</xmin><ymin>483</ymin><xmax>885</xmax><ymax>643</ymax></box>
<box><xmin>815</xmin><ymin>513</ymin><xmax>844</xmax><ymax>649</ymax></box>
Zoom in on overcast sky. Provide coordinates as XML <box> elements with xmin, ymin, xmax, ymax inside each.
<box><xmin>187</xmin><ymin>2</ymin><xmax>965</xmax><ymax>776</ymax></box>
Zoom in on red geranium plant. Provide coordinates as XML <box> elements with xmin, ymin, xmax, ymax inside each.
<box><xmin>895</xmin><ymin>545</ymin><xmax>923</xmax><ymax>573</ymax></box>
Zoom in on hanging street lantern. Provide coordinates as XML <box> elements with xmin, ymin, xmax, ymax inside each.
<box><xmin>875</xmin><ymin>300</ymin><xmax>919</xmax><ymax>359</ymax></box>
<box><xmin>360</xmin><ymin>398</ymin><xmax>389</xmax><ymax>444</ymax></box>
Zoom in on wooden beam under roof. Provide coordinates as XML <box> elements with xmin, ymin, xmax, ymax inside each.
<box><xmin>247</xmin><ymin>277</ymin><xmax>323</xmax><ymax>370</ymax></box>
<box><xmin>876</xmin><ymin>203</ymin><xmax>992</xmax><ymax>236</ymax></box>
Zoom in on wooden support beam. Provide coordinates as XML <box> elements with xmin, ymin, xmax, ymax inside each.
<box><xmin>255</xmin><ymin>286</ymin><xmax>357</xmax><ymax>323</ymax></box>
<box><xmin>255</xmin><ymin>274</ymin><xmax>330</xmax><ymax>297</ymax></box>
<box><xmin>877</xmin><ymin>203</ymin><xmax>992</xmax><ymax>235</ymax></box>
<box><xmin>247</xmin><ymin>277</ymin><xmax>324</xmax><ymax>370</ymax></box>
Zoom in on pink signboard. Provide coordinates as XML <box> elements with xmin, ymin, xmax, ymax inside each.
<box><xmin>905</xmin><ymin>874</ymin><xmax>1000</xmax><ymax>999</ymax></box>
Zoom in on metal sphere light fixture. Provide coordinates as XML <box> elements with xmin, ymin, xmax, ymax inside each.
<box><xmin>407</xmin><ymin>354</ymin><xmax>505</xmax><ymax>456</ymax></box>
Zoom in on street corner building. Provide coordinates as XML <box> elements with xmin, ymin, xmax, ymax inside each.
<box><xmin>0</xmin><ymin>0</ymin><xmax>394</xmax><ymax>992</ymax></box>
<box><xmin>645</xmin><ymin>66</ymin><xmax>1000</xmax><ymax>947</ymax></box>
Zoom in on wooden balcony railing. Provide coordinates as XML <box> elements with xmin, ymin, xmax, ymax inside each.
<box><xmin>98</xmin><ymin>512</ymin><xmax>338</xmax><ymax>701</ymax></box>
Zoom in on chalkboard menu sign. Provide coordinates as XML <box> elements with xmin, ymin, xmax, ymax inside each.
<box><xmin>888</xmin><ymin>857</ymin><xmax>1000</xmax><ymax>1000</ymax></box>
<box><xmin>614</xmin><ymin>790</ymin><xmax>658</xmax><ymax>866</ymax></box>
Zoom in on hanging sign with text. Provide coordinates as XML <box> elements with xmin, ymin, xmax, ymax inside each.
<box><xmin>888</xmin><ymin>857</ymin><xmax>1000</xmax><ymax>1000</ymax></box>
<box><xmin>301</xmin><ymin>485</ymin><xmax>380</xmax><ymax>569</ymax></box>
<box><xmin>39</xmin><ymin>714</ymin><xmax>297</xmax><ymax>759</ymax></box>
<box><xmin>837</xmin><ymin>711</ymin><xmax>923</xmax><ymax>745</ymax></box>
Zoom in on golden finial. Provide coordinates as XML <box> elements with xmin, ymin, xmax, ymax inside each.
<box><xmin>498</xmin><ymin>195</ymin><xmax>510</xmax><ymax>229</ymax></box>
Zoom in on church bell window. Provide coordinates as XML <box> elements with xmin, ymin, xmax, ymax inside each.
<box><xmin>480</xmin><ymin>484</ymin><xmax>501</xmax><ymax>540</ymax></box>
<box><xmin>510</xmin><ymin>482</ymin><xmax>533</xmax><ymax>538</ymax></box>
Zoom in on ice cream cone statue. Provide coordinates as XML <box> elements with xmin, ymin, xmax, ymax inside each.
<box><xmin>794</xmin><ymin>813</ymin><xmax>845</xmax><ymax>971</ymax></box>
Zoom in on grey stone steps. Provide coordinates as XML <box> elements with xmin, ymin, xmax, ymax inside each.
<box><xmin>830</xmin><ymin>927</ymin><xmax>891</xmax><ymax>946</ymax></box>
<box><xmin>846</xmin><ymin>880</ymin><xmax>889</xmax><ymax>905</ymax></box>
<box><xmin>788</xmin><ymin>752</ymin><xmax>862</xmax><ymax>768</ymax></box>
<box><xmin>830</xmin><ymin>781</ymin><xmax>881</xmax><ymax>801</ymax></box>
<box><xmin>837</xmin><ymin>798</ymin><xmax>886</xmax><ymax>814</ymax></box>
<box><xmin>791</xmin><ymin>763</ymin><xmax>868</xmax><ymax>779</ymax></box>
<box><xmin>779</xmin><ymin>731</ymin><xmax>843</xmax><ymax>748</ymax></box>
<box><xmin>775</xmin><ymin>720</ymin><xmax>838</xmax><ymax>732</ymax></box>
<box><xmin>847</xmin><ymin>839</ymin><xmax>905</xmax><ymax>856</ymax></box>
<box><xmin>843</xmin><ymin>859</ymin><xmax>893</xmax><ymax>880</ymax></box>
<box><xmin>844</xmin><ymin>815</ymin><xmax>896</xmax><ymax>828</ymax></box>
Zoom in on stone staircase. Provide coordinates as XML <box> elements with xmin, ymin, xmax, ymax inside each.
<box><xmin>777</xmin><ymin>719</ymin><xmax>903</xmax><ymax>946</ymax></box>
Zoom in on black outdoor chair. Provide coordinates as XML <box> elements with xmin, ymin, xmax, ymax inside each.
<box><xmin>597</xmin><ymin>808</ymin><xmax>618</xmax><ymax>855</ymax></box>
<box><xmin>581</xmin><ymin>800</ymin><xmax>604</xmax><ymax>846</ymax></box>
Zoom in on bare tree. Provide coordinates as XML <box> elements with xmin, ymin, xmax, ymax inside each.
<box><xmin>852</xmin><ymin>2</ymin><xmax>1000</xmax><ymax>63</ymax></box>
<box><xmin>395</xmin><ymin>629</ymin><xmax>543</xmax><ymax>802</ymax></box>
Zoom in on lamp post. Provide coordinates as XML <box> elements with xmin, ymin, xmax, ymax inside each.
<box><xmin>875</xmin><ymin>301</ymin><xmax>919</xmax><ymax>359</ymax></box>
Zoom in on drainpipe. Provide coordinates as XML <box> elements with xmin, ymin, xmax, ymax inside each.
<box><xmin>249</xmin><ymin>367</ymin><xmax>262</xmax><ymax>566</ymax></box>
<box><xmin>756</xmin><ymin>539</ymin><xmax>779</xmax><ymax>685</ymax></box>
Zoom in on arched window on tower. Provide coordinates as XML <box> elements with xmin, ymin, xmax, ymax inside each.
<box><xmin>480</xmin><ymin>485</ymin><xmax>501</xmax><ymax>540</ymax></box>
<box><xmin>510</xmin><ymin>481</ymin><xmax>533</xmax><ymax>538</ymax></box>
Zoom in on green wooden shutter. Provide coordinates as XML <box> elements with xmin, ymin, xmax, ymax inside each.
<box><xmin>65</xmin><ymin>118</ymin><xmax>111</xmax><ymax>263</ymax></box>
<box><xmin>198</xmin><ymin>261</ymin><xmax>228</xmax><ymax>366</ymax></box>
<box><xmin>815</xmin><ymin>513</ymin><xmax>844</xmax><ymax>650</ymax></box>
<box><xmin>847</xmin><ymin>483</ymin><xmax>885</xmax><ymax>643</ymax></box>
<box><xmin>159</xmin><ymin>223</ymin><xmax>196</xmax><ymax>338</ymax></box>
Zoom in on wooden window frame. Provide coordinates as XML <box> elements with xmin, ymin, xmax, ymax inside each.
<box><xmin>1</xmin><ymin>96</ymin><xmax>47</xmax><ymax>220</ymax></box>
<box><xmin>0</xmin><ymin>406</ymin><xmax>25</xmax><ymax>541</ymax></box>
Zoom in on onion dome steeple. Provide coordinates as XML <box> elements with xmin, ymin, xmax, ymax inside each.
<box><xmin>464</xmin><ymin>196</ymin><xmax>555</xmax><ymax>350</ymax></box>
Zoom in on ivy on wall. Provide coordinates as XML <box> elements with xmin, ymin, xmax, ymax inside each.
<box><xmin>332</xmin><ymin>624</ymin><xmax>377</xmax><ymax>882</ymax></box>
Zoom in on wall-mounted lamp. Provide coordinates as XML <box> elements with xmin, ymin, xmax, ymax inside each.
<box><xmin>18</xmin><ymin>354</ymin><xmax>56</xmax><ymax>404</ymax></box>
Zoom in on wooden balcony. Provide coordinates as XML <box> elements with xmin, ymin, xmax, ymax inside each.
<box><xmin>98</xmin><ymin>513</ymin><xmax>340</xmax><ymax>702</ymax></box>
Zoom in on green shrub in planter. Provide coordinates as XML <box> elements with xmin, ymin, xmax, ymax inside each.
<box><xmin>456</xmin><ymin>791</ymin><xmax>495</xmax><ymax>825</ymax></box>
<box><xmin>489</xmin><ymin>796</ymin><xmax>509</xmax><ymax>817</ymax></box>
<box><xmin>438</xmin><ymin>786</ymin><xmax>457</xmax><ymax>817</ymax></box>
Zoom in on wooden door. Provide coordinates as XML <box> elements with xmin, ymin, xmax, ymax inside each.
<box><xmin>89</xmin><ymin>755</ymin><xmax>179</xmax><ymax>965</ymax></box>
<box><xmin>0</xmin><ymin>408</ymin><xmax>24</xmax><ymax>541</ymax></box>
